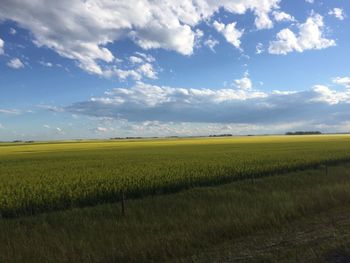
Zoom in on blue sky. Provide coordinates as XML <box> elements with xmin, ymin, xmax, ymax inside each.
<box><xmin>0</xmin><ymin>0</ymin><xmax>350</xmax><ymax>140</ymax></box>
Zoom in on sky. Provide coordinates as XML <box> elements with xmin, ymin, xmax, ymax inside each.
<box><xmin>0</xmin><ymin>0</ymin><xmax>350</xmax><ymax>141</ymax></box>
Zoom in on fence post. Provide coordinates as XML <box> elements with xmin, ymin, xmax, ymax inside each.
<box><xmin>121</xmin><ymin>190</ymin><xmax>125</xmax><ymax>216</ymax></box>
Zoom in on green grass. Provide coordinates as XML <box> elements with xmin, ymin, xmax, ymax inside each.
<box><xmin>2</xmin><ymin>135</ymin><xmax>350</xmax><ymax>217</ymax></box>
<box><xmin>1</xmin><ymin>163</ymin><xmax>350</xmax><ymax>262</ymax></box>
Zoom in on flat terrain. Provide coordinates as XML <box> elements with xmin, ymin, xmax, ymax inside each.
<box><xmin>2</xmin><ymin>135</ymin><xmax>350</xmax><ymax>217</ymax></box>
<box><xmin>2</xmin><ymin>135</ymin><xmax>350</xmax><ymax>262</ymax></box>
<box><xmin>1</xmin><ymin>163</ymin><xmax>350</xmax><ymax>262</ymax></box>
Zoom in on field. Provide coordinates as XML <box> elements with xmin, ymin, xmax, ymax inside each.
<box><xmin>2</xmin><ymin>135</ymin><xmax>350</xmax><ymax>217</ymax></box>
<box><xmin>2</xmin><ymin>163</ymin><xmax>350</xmax><ymax>262</ymax></box>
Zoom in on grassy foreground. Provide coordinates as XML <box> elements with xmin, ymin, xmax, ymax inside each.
<box><xmin>1</xmin><ymin>163</ymin><xmax>350</xmax><ymax>262</ymax></box>
<box><xmin>2</xmin><ymin>135</ymin><xmax>350</xmax><ymax>217</ymax></box>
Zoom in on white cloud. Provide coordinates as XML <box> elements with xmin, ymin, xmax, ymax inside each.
<box><xmin>113</xmin><ymin>69</ymin><xmax>142</xmax><ymax>81</ymax></box>
<box><xmin>7</xmin><ymin>58</ymin><xmax>25</xmax><ymax>69</ymax></box>
<box><xmin>333</xmin><ymin>77</ymin><xmax>350</xmax><ymax>88</ymax></box>
<box><xmin>67</xmin><ymin>81</ymin><xmax>267</xmax><ymax>123</ymax></box>
<box><xmin>65</xmin><ymin>78</ymin><xmax>350</xmax><ymax>127</ymax></box>
<box><xmin>39</xmin><ymin>61</ymin><xmax>53</xmax><ymax>67</ymax></box>
<box><xmin>256</xmin><ymin>42</ymin><xmax>264</xmax><ymax>54</ymax></box>
<box><xmin>272</xmin><ymin>90</ymin><xmax>297</xmax><ymax>95</ymax></box>
<box><xmin>213</xmin><ymin>21</ymin><xmax>243</xmax><ymax>49</ymax></box>
<box><xmin>272</xmin><ymin>11</ymin><xmax>295</xmax><ymax>22</ymax></box>
<box><xmin>104</xmin><ymin>52</ymin><xmax>158</xmax><ymax>81</ymax></box>
<box><xmin>269</xmin><ymin>28</ymin><xmax>300</xmax><ymax>54</ymax></box>
<box><xmin>43</xmin><ymin>124</ymin><xmax>50</xmax><ymax>129</ymax></box>
<box><xmin>255</xmin><ymin>12</ymin><xmax>274</xmax><ymax>29</ymax></box>
<box><xmin>204</xmin><ymin>36</ymin><xmax>219</xmax><ymax>52</ymax></box>
<box><xmin>329</xmin><ymin>8</ymin><xmax>345</xmax><ymax>20</ymax></box>
<box><xmin>0</xmin><ymin>0</ymin><xmax>281</xmax><ymax>75</ymax></box>
<box><xmin>311</xmin><ymin>85</ymin><xmax>350</xmax><ymax>105</ymax></box>
<box><xmin>0</xmin><ymin>109</ymin><xmax>21</xmax><ymax>115</ymax></box>
<box><xmin>96</xmin><ymin>127</ymin><xmax>108</xmax><ymax>132</ymax></box>
<box><xmin>129</xmin><ymin>56</ymin><xmax>144</xmax><ymax>64</ymax></box>
<box><xmin>119</xmin><ymin>120</ymin><xmax>308</xmax><ymax>137</ymax></box>
<box><xmin>105</xmin><ymin>60</ymin><xmax>158</xmax><ymax>81</ymax></box>
<box><xmin>0</xmin><ymin>38</ymin><xmax>4</xmax><ymax>55</ymax></box>
<box><xmin>194</xmin><ymin>29</ymin><xmax>204</xmax><ymax>48</ymax></box>
<box><xmin>234</xmin><ymin>72</ymin><xmax>252</xmax><ymax>90</ymax></box>
<box><xmin>305</xmin><ymin>0</ymin><xmax>314</xmax><ymax>3</ymax></box>
<box><xmin>137</xmin><ymin>63</ymin><xmax>157</xmax><ymax>79</ymax></box>
<box><xmin>269</xmin><ymin>13</ymin><xmax>336</xmax><ymax>54</ymax></box>
<box><xmin>234</xmin><ymin>77</ymin><xmax>252</xmax><ymax>90</ymax></box>
<box><xmin>134</xmin><ymin>52</ymin><xmax>155</xmax><ymax>63</ymax></box>
<box><xmin>67</xmin><ymin>82</ymin><xmax>266</xmax><ymax>122</ymax></box>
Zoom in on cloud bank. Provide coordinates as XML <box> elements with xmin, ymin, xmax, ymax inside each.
<box><xmin>66</xmin><ymin>80</ymin><xmax>350</xmax><ymax>127</ymax></box>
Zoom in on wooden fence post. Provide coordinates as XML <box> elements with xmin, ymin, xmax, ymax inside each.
<box><xmin>121</xmin><ymin>190</ymin><xmax>125</xmax><ymax>216</ymax></box>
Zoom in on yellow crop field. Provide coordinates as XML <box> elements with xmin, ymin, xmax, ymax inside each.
<box><xmin>1</xmin><ymin>135</ymin><xmax>350</xmax><ymax>217</ymax></box>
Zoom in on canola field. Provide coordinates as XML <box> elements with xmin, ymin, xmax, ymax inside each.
<box><xmin>1</xmin><ymin>135</ymin><xmax>350</xmax><ymax>217</ymax></box>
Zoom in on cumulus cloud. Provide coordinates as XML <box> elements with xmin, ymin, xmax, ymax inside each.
<box><xmin>137</xmin><ymin>63</ymin><xmax>157</xmax><ymax>79</ymax></box>
<box><xmin>305</xmin><ymin>0</ymin><xmax>314</xmax><ymax>3</ymax></box>
<box><xmin>333</xmin><ymin>77</ymin><xmax>350</xmax><ymax>88</ymax></box>
<box><xmin>272</xmin><ymin>11</ymin><xmax>296</xmax><ymax>22</ymax></box>
<box><xmin>105</xmin><ymin>59</ymin><xmax>158</xmax><ymax>81</ymax></box>
<box><xmin>0</xmin><ymin>38</ymin><xmax>4</xmax><ymax>55</ymax></box>
<box><xmin>255</xmin><ymin>12</ymin><xmax>274</xmax><ymax>29</ymax></box>
<box><xmin>234</xmin><ymin>72</ymin><xmax>252</xmax><ymax>90</ymax></box>
<box><xmin>65</xmin><ymin>79</ymin><xmax>350</xmax><ymax>127</ymax></box>
<box><xmin>213</xmin><ymin>21</ymin><xmax>243</xmax><ymax>49</ymax></box>
<box><xmin>328</xmin><ymin>8</ymin><xmax>345</xmax><ymax>20</ymax></box>
<box><xmin>311</xmin><ymin>85</ymin><xmax>350</xmax><ymax>105</ymax></box>
<box><xmin>7</xmin><ymin>58</ymin><xmax>24</xmax><ymax>69</ymax></box>
<box><xmin>269</xmin><ymin>13</ymin><xmax>335</xmax><ymax>54</ymax></box>
<box><xmin>0</xmin><ymin>0</ymin><xmax>281</xmax><ymax>75</ymax></box>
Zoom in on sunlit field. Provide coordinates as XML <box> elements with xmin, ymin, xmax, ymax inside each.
<box><xmin>1</xmin><ymin>135</ymin><xmax>350</xmax><ymax>218</ymax></box>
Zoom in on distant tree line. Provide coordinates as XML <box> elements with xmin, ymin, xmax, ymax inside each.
<box><xmin>285</xmin><ymin>131</ymin><xmax>322</xmax><ymax>135</ymax></box>
<box><xmin>209</xmin><ymin>134</ymin><xmax>233</xmax><ymax>137</ymax></box>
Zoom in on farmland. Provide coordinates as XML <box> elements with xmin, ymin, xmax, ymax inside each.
<box><xmin>1</xmin><ymin>135</ymin><xmax>350</xmax><ymax>217</ymax></box>
<box><xmin>2</xmin><ymin>161</ymin><xmax>350</xmax><ymax>262</ymax></box>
